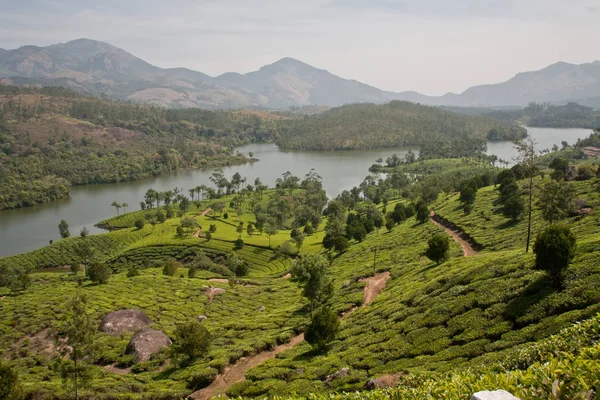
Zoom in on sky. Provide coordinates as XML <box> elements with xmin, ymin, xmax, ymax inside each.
<box><xmin>0</xmin><ymin>0</ymin><xmax>598</xmax><ymax>95</ymax></box>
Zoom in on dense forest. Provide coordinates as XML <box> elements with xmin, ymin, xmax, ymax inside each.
<box><xmin>276</xmin><ymin>101</ymin><xmax>525</xmax><ymax>157</ymax></box>
<box><xmin>445</xmin><ymin>102</ymin><xmax>600</xmax><ymax>129</ymax></box>
<box><xmin>0</xmin><ymin>85</ymin><xmax>281</xmax><ymax>210</ymax></box>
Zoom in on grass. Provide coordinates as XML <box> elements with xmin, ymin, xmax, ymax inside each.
<box><xmin>1</xmin><ymin>267</ymin><xmax>306</xmax><ymax>399</ymax></box>
<box><xmin>3</xmin><ymin>173</ymin><xmax>600</xmax><ymax>399</ymax></box>
<box><xmin>228</xmin><ymin>178</ymin><xmax>600</xmax><ymax>397</ymax></box>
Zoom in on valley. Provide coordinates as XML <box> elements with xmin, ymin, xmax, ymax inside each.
<box><xmin>1</xmin><ymin>133</ymin><xmax>599</xmax><ymax>399</ymax></box>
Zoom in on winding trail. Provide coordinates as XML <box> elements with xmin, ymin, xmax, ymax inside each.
<box><xmin>189</xmin><ymin>272</ymin><xmax>391</xmax><ymax>400</ymax></box>
<box><xmin>430</xmin><ymin>211</ymin><xmax>478</xmax><ymax>257</ymax></box>
<box><xmin>193</xmin><ymin>207</ymin><xmax>213</xmax><ymax>238</ymax></box>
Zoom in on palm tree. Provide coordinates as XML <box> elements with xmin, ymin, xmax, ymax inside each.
<box><xmin>121</xmin><ymin>202</ymin><xmax>128</xmax><ymax>213</ymax></box>
<box><xmin>189</xmin><ymin>188</ymin><xmax>195</xmax><ymax>202</ymax></box>
<box><xmin>111</xmin><ymin>201</ymin><xmax>121</xmax><ymax>216</ymax></box>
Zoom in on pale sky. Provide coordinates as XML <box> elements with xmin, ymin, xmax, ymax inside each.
<box><xmin>0</xmin><ymin>0</ymin><xmax>598</xmax><ymax>95</ymax></box>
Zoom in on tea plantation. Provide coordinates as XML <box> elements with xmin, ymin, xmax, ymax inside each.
<box><xmin>1</xmin><ymin>165</ymin><xmax>599</xmax><ymax>399</ymax></box>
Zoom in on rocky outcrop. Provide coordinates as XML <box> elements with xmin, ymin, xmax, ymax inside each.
<box><xmin>100</xmin><ymin>309</ymin><xmax>153</xmax><ymax>336</ymax></box>
<box><xmin>125</xmin><ymin>327</ymin><xmax>172</xmax><ymax>362</ymax></box>
<box><xmin>324</xmin><ymin>367</ymin><xmax>349</xmax><ymax>385</ymax></box>
<box><xmin>364</xmin><ymin>374</ymin><xmax>402</xmax><ymax>389</ymax></box>
<box><xmin>471</xmin><ymin>390</ymin><xmax>520</xmax><ymax>400</ymax></box>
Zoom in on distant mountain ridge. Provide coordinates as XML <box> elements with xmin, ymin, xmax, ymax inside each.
<box><xmin>0</xmin><ymin>38</ymin><xmax>599</xmax><ymax>109</ymax></box>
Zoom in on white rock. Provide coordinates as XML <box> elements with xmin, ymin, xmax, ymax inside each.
<box><xmin>471</xmin><ymin>390</ymin><xmax>520</xmax><ymax>400</ymax></box>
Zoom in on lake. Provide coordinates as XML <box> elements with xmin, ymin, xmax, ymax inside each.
<box><xmin>0</xmin><ymin>127</ymin><xmax>593</xmax><ymax>258</ymax></box>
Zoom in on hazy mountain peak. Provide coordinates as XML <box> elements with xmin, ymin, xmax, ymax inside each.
<box><xmin>0</xmin><ymin>38</ymin><xmax>599</xmax><ymax>109</ymax></box>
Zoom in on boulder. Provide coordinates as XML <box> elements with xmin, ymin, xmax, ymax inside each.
<box><xmin>197</xmin><ymin>315</ymin><xmax>208</xmax><ymax>322</ymax></box>
<box><xmin>125</xmin><ymin>327</ymin><xmax>172</xmax><ymax>362</ymax></box>
<box><xmin>471</xmin><ymin>390</ymin><xmax>520</xmax><ymax>400</ymax></box>
<box><xmin>100</xmin><ymin>309</ymin><xmax>153</xmax><ymax>336</ymax></box>
<box><xmin>364</xmin><ymin>374</ymin><xmax>401</xmax><ymax>389</ymax></box>
<box><xmin>324</xmin><ymin>367</ymin><xmax>349</xmax><ymax>384</ymax></box>
<box><xmin>258</xmin><ymin>306</ymin><xmax>266</xmax><ymax>312</ymax></box>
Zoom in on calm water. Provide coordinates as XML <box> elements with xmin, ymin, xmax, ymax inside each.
<box><xmin>0</xmin><ymin>127</ymin><xmax>593</xmax><ymax>258</ymax></box>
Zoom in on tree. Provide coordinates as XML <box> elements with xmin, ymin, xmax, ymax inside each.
<box><xmin>121</xmin><ymin>202</ymin><xmax>128</xmax><ymax>213</ymax></box>
<box><xmin>227</xmin><ymin>252</ymin><xmax>248</xmax><ymax>276</ymax></box>
<box><xmin>156</xmin><ymin>210</ymin><xmax>166</xmax><ymax>223</ymax></box>
<box><xmin>236</xmin><ymin>221</ymin><xmax>244</xmax><ymax>238</ymax></box>
<box><xmin>0</xmin><ymin>361</ymin><xmax>22</xmax><ymax>400</ymax></box>
<box><xmin>79</xmin><ymin>227</ymin><xmax>89</xmax><ymax>238</ymax></box>
<box><xmin>111</xmin><ymin>201</ymin><xmax>121</xmax><ymax>216</ymax></box>
<box><xmin>234</xmin><ymin>238</ymin><xmax>244</xmax><ymax>250</ymax></box>
<box><xmin>265</xmin><ymin>223</ymin><xmax>278</xmax><ymax>248</ymax></box>
<box><xmin>304</xmin><ymin>307</ymin><xmax>340</xmax><ymax>351</ymax></box>
<box><xmin>415</xmin><ymin>201</ymin><xmax>429</xmax><ymax>223</ymax></box>
<box><xmin>549</xmin><ymin>156</ymin><xmax>569</xmax><ymax>180</ymax></box>
<box><xmin>58</xmin><ymin>219</ymin><xmax>70</xmax><ymax>239</ymax></box>
<box><xmin>60</xmin><ymin>292</ymin><xmax>96</xmax><ymax>400</ymax></box>
<box><xmin>533</xmin><ymin>225</ymin><xmax>576</xmax><ymax>289</ymax></box>
<box><xmin>74</xmin><ymin>240</ymin><xmax>95</xmax><ymax>274</ymax></box>
<box><xmin>503</xmin><ymin>194</ymin><xmax>525</xmax><ymax>221</ymax></box>
<box><xmin>425</xmin><ymin>233</ymin><xmax>450</xmax><ymax>264</ymax></box>
<box><xmin>246</xmin><ymin>223</ymin><xmax>254</xmax><ymax>237</ymax></box>
<box><xmin>163</xmin><ymin>260</ymin><xmax>180</xmax><ymax>276</ymax></box>
<box><xmin>290</xmin><ymin>254</ymin><xmax>333</xmax><ymax>311</ymax></box>
<box><xmin>333</xmin><ymin>235</ymin><xmax>350</xmax><ymax>254</ymax></box>
<box><xmin>514</xmin><ymin>137</ymin><xmax>538</xmax><ymax>252</ymax></box>
<box><xmin>172</xmin><ymin>321</ymin><xmax>211</xmax><ymax>363</ymax></box>
<box><xmin>539</xmin><ymin>180</ymin><xmax>576</xmax><ymax>223</ymax></box>
<box><xmin>87</xmin><ymin>262</ymin><xmax>110</xmax><ymax>284</ymax></box>
<box><xmin>176</xmin><ymin>226</ymin><xmax>185</xmax><ymax>236</ymax></box>
<box><xmin>293</xmin><ymin>232</ymin><xmax>305</xmax><ymax>252</ymax></box>
<box><xmin>385</xmin><ymin>218</ymin><xmax>395</xmax><ymax>232</ymax></box>
<box><xmin>134</xmin><ymin>219</ymin><xmax>145</xmax><ymax>230</ymax></box>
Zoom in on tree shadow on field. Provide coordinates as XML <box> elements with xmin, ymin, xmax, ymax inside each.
<box><xmin>496</xmin><ymin>219</ymin><xmax>520</xmax><ymax>230</ymax></box>
<box><xmin>504</xmin><ymin>274</ymin><xmax>554</xmax><ymax>325</ymax></box>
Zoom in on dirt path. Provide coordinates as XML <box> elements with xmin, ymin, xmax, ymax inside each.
<box><xmin>208</xmin><ymin>278</ymin><xmax>229</xmax><ymax>284</ymax></box>
<box><xmin>200</xmin><ymin>207</ymin><xmax>212</xmax><ymax>217</ymax></box>
<box><xmin>430</xmin><ymin>211</ymin><xmax>478</xmax><ymax>257</ymax></box>
<box><xmin>189</xmin><ymin>272</ymin><xmax>391</xmax><ymax>400</ymax></box>
<box><xmin>193</xmin><ymin>208</ymin><xmax>212</xmax><ymax>238</ymax></box>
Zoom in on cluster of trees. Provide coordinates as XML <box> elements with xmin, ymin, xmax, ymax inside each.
<box><xmin>496</xmin><ymin>169</ymin><xmax>525</xmax><ymax>221</ymax></box>
<box><xmin>447</xmin><ymin>102</ymin><xmax>600</xmax><ymax>130</ymax></box>
<box><xmin>188</xmin><ymin>251</ymin><xmax>249</xmax><ymax>277</ymax></box>
<box><xmin>290</xmin><ymin>254</ymin><xmax>339</xmax><ymax>351</ymax></box>
<box><xmin>276</xmin><ymin>101</ymin><xmax>525</xmax><ymax>152</ymax></box>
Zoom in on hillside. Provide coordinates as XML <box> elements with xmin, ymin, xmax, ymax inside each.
<box><xmin>276</xmin><ymin>101</ymin><xmax>526</xmax><ymax>153</ymax></box>
<box><xmin>0</xmin><ymin>85</ymin><xmax>280</xmax><ymax>210</ymax></box>
<box><xmin>1</xmin><ymin>39</ymin><xmax>600</xmax><ymax>109</ymax></box>
<box><xmin>1</xmin><ymin>155</ymin><xmax>599</xmax><ymax>399</ymax></box>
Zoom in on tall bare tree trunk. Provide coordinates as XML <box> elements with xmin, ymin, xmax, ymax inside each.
<box><xmin>526</xmin><ymin>173</ymin><xmax>533</xmax><ymax>253</ymax></box>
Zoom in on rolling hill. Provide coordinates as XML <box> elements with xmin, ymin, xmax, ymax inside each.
<box><xmin>1</xmin><ymin>39</ymin><xmax>599</xmax><ymax>109</ymax></box>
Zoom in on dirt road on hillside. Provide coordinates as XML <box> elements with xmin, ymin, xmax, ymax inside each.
<box><xmin>189</xmin><ymin>272</ymin><xmax>391</xmax><ymax>400</ymax></box>
<box><xmin>430</xmin><ymin>211</ymin><xmax>478</xmax><ymax>257</ymax></box>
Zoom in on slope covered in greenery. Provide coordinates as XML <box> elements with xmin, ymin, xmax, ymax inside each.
<box><xmin>276</xmin><ymin>101</ymin><xmax>525</xmax><ymax>153</ymax></box>
<box><xmin>2</xmin><ymin>159</ymin><xmax>599</xmax><ymax>399</ymax></box>
<box><xmin>0</xmin><ymin>85</ymin><xmax>280</xmax><ymax>210</ymax></box>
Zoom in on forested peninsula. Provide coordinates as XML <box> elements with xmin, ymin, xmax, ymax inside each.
<box><xmin>276</xmin><ymin>101</ymin><xmax>526</xmax><ymax>154</ymax></box>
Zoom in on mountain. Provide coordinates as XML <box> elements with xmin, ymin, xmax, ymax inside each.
<box><xmin>432</xmin><ymin>60</ymin><xmax>600</xmax><ymax>107</ymax></box>
<box><xmin>1</xmin><ymin>38</ymin><xmax>599</xmax><ymax>109</ymax></box>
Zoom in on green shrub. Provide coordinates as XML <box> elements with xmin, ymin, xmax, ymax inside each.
<box><xmin>533</xmin><ymin>224</ymin><xmax>577</xmax><ymax>289</ymax></box>
<box><xmin>172</xmin><ymin>321</ymin><xmax>211</xmax><ymax>362</ymax></box>
<box><xmin>425</xmin><ymin>233</ymin><xmax>450</xmax><ymax>265</ymax></box>
<box><xmin>162</xmin><ymin>259</ymin><xmax>180</xmax><ymax>276</ymax></box>
<box><xmin>305</xmin><ymin>307</ymin><xmax>340</xmax><ymax>351</ymax></box>
<box><xmin>134</xmin><ymin>219</ymin><xmax>145</xmax><ymax>230</ymax></box>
